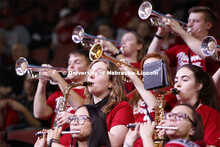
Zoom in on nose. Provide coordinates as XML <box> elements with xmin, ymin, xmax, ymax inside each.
<box><xmin>169</xmin><ymin>115</ymin><xmax>176</xmax><ymax>122</ymax></box>
<box><xmin>187</xmin><ymin>21</ymin><xmax>193</xmax><ymax>27</ymax></box>
<box><xmin>174</xmin><ymin>81</ymin><xmax>181</xmax><ymax>88</ymax></box>
<box><xmin>88</xmin><ymin>72</ymin><xmax>95</xmax><ymax>80</ymax></box>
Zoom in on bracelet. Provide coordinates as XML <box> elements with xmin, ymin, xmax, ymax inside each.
<box><xmin>124</xmin><ymin>141</ymin><xmax>133</xmax><ymax>147</ymax></box>
<box><xmin>113</xmin><ymin>50</ymin><xmax>122</xmax><ymax>58</ymax></box>
<box><xmin>48</xmin><ymin>138</ymin><xmax>59</xmax><ymax>147</ymax></box>
<box><xmin>155</xmin><ymin>34</ymin><xmax>163</xmax><ymax>40</ymax></box>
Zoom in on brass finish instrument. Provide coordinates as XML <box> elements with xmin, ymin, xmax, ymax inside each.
<box><xmin>138</xmin><ymin>1</ymin><xmax>190</xmax><ymax>32</ymax></box>
<box><xmin>89</xmin><ymin>43</ymin><xmax>141</xmax><ymax>73</ymax></box>
<box><xmin>72</xmin><ymin>25</ymin><xmax>121</xmax><ymax>47</ymax></box>
<box><xmin>201</xmin><ymin>36</ymin><xmax>220</xmax><ymax>61</ymax></box>
<box><xmin>53</xmin><ymin>82</ymin><xmax>93</xmax><ymax>127</ymax></box>
<box><xmin>153</xmin><ymin>88</ymin><xmax>180</xmax><ymax>147</ymax></box>
<box><xmin>15</xmin><ymin>57</ymin><xmax>68</xmax><ymax>84</ymax></box>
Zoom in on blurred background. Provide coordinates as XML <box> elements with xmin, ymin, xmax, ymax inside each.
<box><xmin>0</xmin><ymin>0</ymin><xmax>219</xmax><ymax>146</ymax></box>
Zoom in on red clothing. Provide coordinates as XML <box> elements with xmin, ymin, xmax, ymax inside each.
<box><xmin>196</xmin><ymin>104</ymin><xmax>220</xmax><ymax>146</ymax></box>
<box><xmin>46</xmin><ymin>88</ymin><xmax>85</xmax><ymax>147</ymax></box>
<box><xmin>165</xmin><ymin>45</ymin><xmax>220</xmax><ymax>76</ymax></box>
<box><xmin>127</xmin><ymin>88</ymin><xmax>177</xmax><ymax>147</ymax></box>
<box><xmin>106</xmin><ymin>101</ymin><xmax>134</xmax><ymax>131</ymax></box>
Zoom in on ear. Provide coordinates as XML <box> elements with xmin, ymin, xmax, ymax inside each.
<box><xmin>189</xmin><ymin>128</ymin><xmax>195</xmax><ymax>136</ymax></box>
<box><xmin>196</xmin><ymin>83</ymin><xmax>203</xmax><ymax>91</ymax></box>
<box><xmin>136</xmin><ymin>43</ymin><xmax>143</xmax><ymax>51</ymax></box>
<box><xmin>206</xmin><ymin>22</ymin><xmax>213</xmax><ymax>31</ymax></box>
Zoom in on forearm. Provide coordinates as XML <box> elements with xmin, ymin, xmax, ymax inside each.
<box><xmin>131</xmin><ymin>75</ymin><xmax>157</xmax><ymax>109</ymax></box>
<box><xmin>178</xmin><ymin>29</ymin><xmax>206</xmax><ymax>59</ymax></box>
<box><xmin>108</xmin><ymin>126</ymin><xmax>128</xmax><ymax>147</ymax></box>
<box><xmin>148</xmin><ymin>35</ymin><xmax>163</xmax><ymax>54</ymax></box>
<box><xmin>34</xmin><ymin>82</ymin><xmax>52</xmax><ymax>119</ymax></box>
<box><xmin>142</xmin><ymin>136</ymin><xmax>155</xmax><ymax>147</ymax></box>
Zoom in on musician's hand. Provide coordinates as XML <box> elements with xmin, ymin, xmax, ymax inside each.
<box><xmin>47</xmin><ymin>127</ymin><xmax>62</xmax><ymax>144</ymax></box>
<box><xmin>34</xmin><ymin>131</ymin><xmax>47</xmax><ymax>147</ymax></box>
<box><xmin>124</xmin><ymin>123</ymin><xmax>140</xmax><ymax>146</ymax></box>
<box><xmin>38</xmin><ymin>64</ymin><xmax>51</xmax><ymax>83</ymax></box>
<box><xmin>158</xmin><ymin>119</ymin><xmax>167</xmax><ymax>137</ymax></box>
<box><xmin>56</xmin><ymin>112</ymin><xmax>73</xmax><ymax>126</ymax></box>
<box><xmin>164</xmin><ymin>14</ymin><xmax>184</xmax><ymax>35</ymax></box>
<box><xmin>139</xmin><ymin>121</ymin><xmax>155</xmax><ymax>139</ymax></box>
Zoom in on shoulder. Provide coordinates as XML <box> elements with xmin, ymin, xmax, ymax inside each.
<box><xmin>196</xmin><ymin>104</ymin><xmax>220</xmax><ymax>120</ymax></box>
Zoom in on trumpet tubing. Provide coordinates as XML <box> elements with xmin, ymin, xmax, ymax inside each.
<box><xmin>89</xmin><ymin>43</ymin><xmax>141</xmax><ymax>73</ymax></box>
<box><xmin>138</xmin><ymin>1</ymin><xmax>190</xmax><ymax>32</ymax></box>
<box><xmin>72</xmin><ymin>25</ymin><xmax>121</xmax><ymax>47</ymax></box>
<box><xmin>15</xmin><ymin>57</ymin><xmax>68</xmax><ymax>79</ymax></box>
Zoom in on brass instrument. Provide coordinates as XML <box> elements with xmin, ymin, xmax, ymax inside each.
<box><xmin>53</xmin><ymin>82</ymin><xmax>93</xmax><ymax>128</ymax></box>
<box><xmin>138</xmin><ymin>1</ymin><xmax>190</xmax><ymax>33</ymax></box>
<box><xmin>201</xmin><ymin>36</ymin><xmax>220</xmax><ymax>61</ymax></box>
<box><xmin>153</xmin><ymin>88</ymin><xmax>180</xmax><ymax>147</ymax></box>
<box><xmin>72</xmin><ymin>25</ymin><xmax>121</xmax><ymax>47</ymax></box>
<box><xmin>15</xmin><ymin>57</ymin><xmax>68</xmax><ymax>84</ymax></box>
<box><xmin>89</xmin><ymin>43</ymin><xmax>141</xmax><ymax>73</ymax></box>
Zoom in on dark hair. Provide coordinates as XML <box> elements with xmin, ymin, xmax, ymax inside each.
<box><xmin>178</xmin><ymin>64</ymin><xmax>219</xmax><ymax>112</ymax></box>
<box><xmin>75</xmin><ymin>105</ymin><xmax>111</xmax><ymax>147</ymax></box>
<box><xmin>70</xmin><ymin>49</ymin><xmax>91</xmax><ymax>66</ymax></box>
<box><xmin>164</xmin><ymin>103</ymin><xmax>204</xmax><ymax>143</ymax></box>
<box><xmin>188</xmin><ymin>6</ymin><xmax>217</xmax><ymax>24</ymax></box>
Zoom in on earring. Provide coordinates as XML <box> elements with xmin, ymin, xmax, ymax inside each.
<box><xmin>109</xmin><ymin>82</ymin><xmax>113</xmax><ymax>88</ymax></box>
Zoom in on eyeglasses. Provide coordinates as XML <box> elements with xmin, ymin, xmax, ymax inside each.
<box><xmin>68</xmin><ymin>115</ymin><xmax>91</xmax><ymax>125</ymax></box>
<box><xmin>165</xmin><ymin>112</ymin><xmax>196</xmax><ymax>127</ymax></box>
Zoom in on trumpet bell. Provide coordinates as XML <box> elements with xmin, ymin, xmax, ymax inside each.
<box><xmin>201</xmin><ymin>36</ymin><xmax>217</xmax><ymax>56</ymax></box>
<box><xmin>89</xmin><ymin>43</ymin><xmax>103</xmax><ymax>61</ymax></box>
<box><xmin>138</xmin><ymin>1</ymin><xmax>152</xmax><ymax>20</ymax></box>
<box><xmin>15</xmin><ymin>57</ymin><xmax>29</xmax><ymax>76</ymax></box>
<box><xmin>72</xmin><ymin>25</ymin><xmax>85</xmax><ymax>43</ymax></box>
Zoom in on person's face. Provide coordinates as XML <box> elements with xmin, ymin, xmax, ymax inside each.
<box><xmin>11</xmin><ymin>44</ymin><xmax>28</xmax><ymax>62</ymax></box>
<box><xmin>69</xmin><ymin>106</ymin><xmax>91</xmax><ymax>141</ymax></box>
<box><xmin>87</xmin><ymin>62</ymin><xmax>111</xmax><ymax>97</ymax></box>
<box><xmin>121</xmin><ymin>32</ymin><xmax>142</xmax><ymax>57</ymax></box>
<box><xmin>174</xmin><ymin>67</ymin><xmax>201</xmax><ymax>102</ymax></box>
<box><xmin>67</xmin><ymin>54</ymin><xmax>88</xmax><ymax>82</ymax></box>
<box><xmin>165</xmin><ymin>105</ymin><xmax>195</xmax><ymax>140</ymax></box>
<box><xmin>187</xmin><ymin>12</ymin><xmax>211</xmax><ymax>39</ymax></box>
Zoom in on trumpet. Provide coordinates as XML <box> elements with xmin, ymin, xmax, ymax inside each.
<box><xmin>138</xmin><ymin>1</ymin><xmax>190</xmax><ymax>33</ymax></box>
<box><xmin>201</xmin><ymin>36</ymin><xmax>220</xmax><ymax>61</ymax></box>
<box><xmin>35</xmin><ymin>130</ymin><xmax>81</xmax><ymax>137</ymax></box>
<box><xmin>72</xmin><ymin>25</ymin><xmax>121</xmax><ymax>47</ymax></box>
<box><xmin>15</xmin><ymin>57</ymin><xmax>68</xmax><ymax>84</ymax></box>
<box><xmin>89</xmin><ymin>43</ymin><xmax>141</xmax><ymax>73</ymax></box>
<box><xmin>127</xmin><ymin>123</ymin><xmax>178</xmax><ymax>130</ymax></box>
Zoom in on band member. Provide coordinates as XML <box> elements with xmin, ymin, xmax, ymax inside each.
<box><xmin>33</xmin><ymin>49</ymin><xmax>91</xmax><ymax>146</ymax></box>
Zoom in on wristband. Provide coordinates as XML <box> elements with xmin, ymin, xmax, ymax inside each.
<box><xmin>48</xmin><ymin>138</ymin><xmax>59</xmax><ymax>147</ymax></box>
<box><xmin>113</xmin><ymin>50</ymin><xmax>122</xmax><ymax>57</ymax></box>
<box><xmin>155</xmin><ymin>34</ymin><xmax>163</xmax><ymax>40</ymax></box>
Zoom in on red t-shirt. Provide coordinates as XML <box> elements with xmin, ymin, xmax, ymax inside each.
<box><xmin>47</xmin><ymin>88</ymin><xmax>85</xmax><ymax>147</ymax></box>
<box><xmin>105</xmin><ymin>101</ymin><xmax>134</xmax><ymax>131</ymax></box>
<box><xmin>165</xmin><ymin>45</ymin><xmax>220</xmax><ymax>76</ymax></box>
<box><xmin>196</xmin><ymin>104</ymin><xmax>220</xmax><ymax>146</ymax></box>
